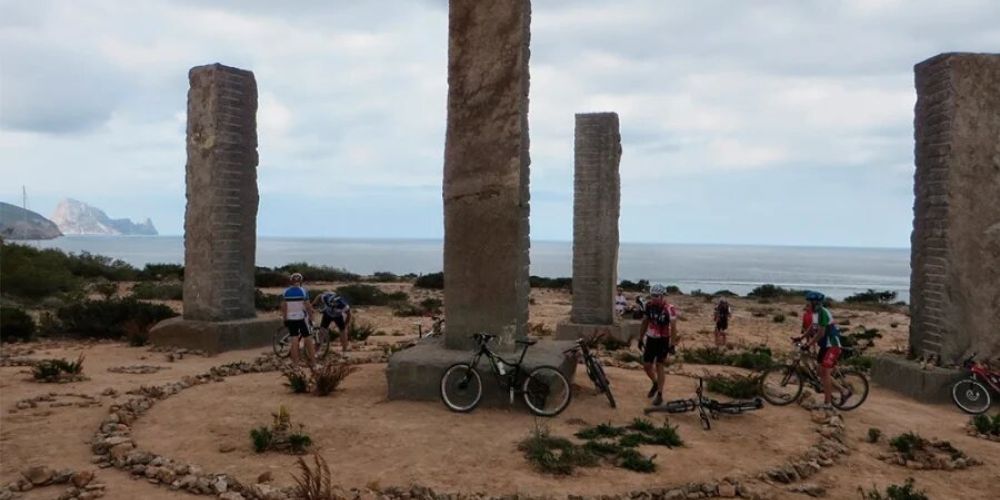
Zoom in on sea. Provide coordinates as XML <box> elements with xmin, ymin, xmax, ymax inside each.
<box><xmin>19</xmin><ymin>236</ymin><xmax>911</xmax><ymax>302</ymax></box>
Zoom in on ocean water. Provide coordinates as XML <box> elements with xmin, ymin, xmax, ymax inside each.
<box><xmin>20</xmin><ymin>236</ymin><xmax>911</xmax><ymax>302</ymax></box>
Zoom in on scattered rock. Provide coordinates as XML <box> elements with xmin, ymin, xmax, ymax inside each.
<box><xmin>257</xmin><ymin>471</ymin><xmax>273</xmax><ymax>483</ymax></box>
<box><xmin>789</xmin><ymin>483</ymin><xmax>826</xmax><ymax>497</ymax></box>
<box><xmin>22</xmin><ymin>465</ymin><xmax>54</xmax><ymax>485</ymax></box>
<box><xmin>218</xmin><ymin>444</ymin><xmax>237</xmax><ymax>453</ymax></box>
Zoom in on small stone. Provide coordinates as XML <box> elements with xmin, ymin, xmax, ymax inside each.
<box><xmin>22</xmin><ymin>465</ymin><xmax>54</xmax><ymax>485</ymax></box>
<box><xmin>218</xmin><ymin>444</ymin><xmax>237</xmax><ymax>453</ymax></box>
<box><xmin>72</xmin><ymin>470</ymin><xmax>95</xmax><ymax>488</ymax></box>
<box><xmin>717</xmin><ymin>483</ymin><xmax>737</xmax><ymax>498</ymax></box>
<box><xmin>52</xmin><ymin>468</ymin><xmax>74</xmax><ymax>484</ymax></box>
<box><xmin>789</xmin><ymin>483</ymin><xmax>826</xmax><ymax>497</ymax></box>
<box><xmin>212</xmin><ymin>476</ymin><xmax>229</xmax><ymax>494</ymax></box>
<box><xmin>109</xmin><ymin>442</ymin><xmax>134</xmax><ymax>460</ymax></box>
<box><xmin>257</xmin><ymin>471</ymin><xmax>273</xmax><ymax>483</ymax></box>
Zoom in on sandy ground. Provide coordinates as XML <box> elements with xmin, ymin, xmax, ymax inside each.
<box><xmin>2</xmin><ymin>286</ymin><xmax>997</xmax><ymax>499</ymax></box>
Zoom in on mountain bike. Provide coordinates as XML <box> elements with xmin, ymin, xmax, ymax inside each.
<box><xmin>952</xmin><ymin>353</ymin><xmax>1000</xmax><ymax>414</ymax></box>
<box><xmin>563</xmin><ymin>331</ymin><xmax>616</xmax><ymax>408</ymax></box>
<box><xmin>644</xmin><ymin>377</ymin><xmax>763</xmax><ymax>430</ymax></box>
<box><xmin>273</xmin><ymin>322</ymin><xmax>330</xmax><ymax>359</ymax></box>
<box><xmin>440</xmin><ymin>333</ymin><xmax>572</xmax><ymax>417</ymax></box>
<box><xmin>759</xmin><ymin>337</ymin><xmax>869</xmax><ymax>410</ymax></box>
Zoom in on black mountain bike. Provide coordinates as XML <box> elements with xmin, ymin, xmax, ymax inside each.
<box><xmin>564</xmin><ymin>333</ymin><xmax>616</xmax><ymax>408</ymax></box>
<box><xmin>440</xmin><ymin>333</ymin><xmax>572</xmax><ymax>417</ymax></box>
<box><xmin>644</xmin><ymin>377</ymin><xmax>763</xmax><ymax>430</ymax></box>
<box><xmin>273</xmin><ymin>322</ymin><xmax>330</xmax><ymax>359</ymax></box>
<box><xmin>759</xmin><ymin>337</ymin><xmax>869</xmax><ymax>410</ymax></box>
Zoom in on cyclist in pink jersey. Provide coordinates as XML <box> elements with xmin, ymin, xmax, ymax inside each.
<box><xmin>637</xmin><ymin>284</ymin><xmax>678</xmax><ymax>405</ymax></box>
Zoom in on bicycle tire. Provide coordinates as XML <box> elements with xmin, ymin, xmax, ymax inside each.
<box><xmin>661</xmin><ymin>399</ymin><xmax>698</xmax><ymax>413</ymax></box>
<box><xmin>440</xmin><ymin>363</ymin><xmax>483</xmax><ymax>413</ymax></box>
<box><xmin>313</xmin><ymin>327</ymin><xmax>330</xmax><ymax>359</ymax></box>
<box><xmin>273</xmin><ymin>326</ymin><xmax>291</xmax><ymax>358</ymax></box>
<box><xmin>951</xmin><ymin>378</ymin><xmax>992</xmax><ymax>415</ymax></box>
<box><xmin>710</xmin><ymin>398</ymin><xmax>764</xmax><ymax>414</ymax></box>
<box><xmin>832</xmin><ymin>369</ymin><xmax>869</xmax><ymax>411</ymax></box>
<box><xmin>586</xmin><ymin>357</ymin><xmax>617</xmax><ymax>408</ymax></box>
<box><xmin>760</xmin><ymin>365</ymin><xmax>804</xmax><ymax>406</ymax></box>
<box><xmin>522</xmin><ymin>365</ymin><xmax>572</xmax><ymax>417</ymax></box>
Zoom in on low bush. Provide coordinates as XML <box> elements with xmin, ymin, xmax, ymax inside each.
<box><xmin>288</xmin><ymin>433</ymin><xmax>313</xmax><ymax>454</ymax></box>
<box><xmin>706</xmin><ymin>373</ymin><xmax>761</xmax><ymax>399</ymax></box>
<box><xmin>843</xmin><ymin>355</ymin><xmax>874</xmax><ymax>372</ymax></box>
<box><xmin>56</xmin><ymin>298</ymin><xmax>177</xmax><ymax>339</ymax></box>
<box><xmin>1</xmin><ymin>306</ymin><xmax>36</xmax><ymax>342</ymax></box>
<box><xmin>665</xmin><ymin>285</ymin><xmax>682</xmax><ymax>295</ymax></box>
<box><xmin>971</xmin><ymin>414</ymin><xmax>1000</xmax><ymax>436</ymax></box>
<box><xmin>130</xmin><ymin>281</ymin><xmax>183</xmax><ymax>300</ymax></box>
<box><xmin>712</xmin><ymin>290</ymin><xmax>738</xmax><ymax>297</ymax></box>
<box><xmin>747</xmin><ymin>284</ymin><xmax>807</xmax><ymax>300</ymax></box>
<box><xmin>292</xmin><ymin>454</ymin><xmax>336</xmax><ymax>500</ymax></box>
<box><xmin>414</xmin><ymin>272</ymin><xmax>444</xmax><ymax>289</ymax></box>
<box><xmin>255</xmin><ymin>269</ymin><xmax>288</xmax><ymax>288</ymax></box>
<box><xmin>348</xmin><ymin>321</ymin><xmax>377</xmax><ymax>341</ymax></box>
<box><xmin>845</xmin><ymin>289</ymin><xmax>898</xmax><ymax>304</ymax></box>
<box><xmin>335</xmin><ymin>284</ymin><xmax>406</xmax><ymax>306</ymax></box>
<box><xmin>529</xmin><ymin>276</ymin><xmax>572</xmax><ymax>289</ymax></box>
<box><xmin>255</xmin><ymin>290</ymin><xmax>282</xmax><ymax>311</ymax></box>
<box><xmin>858</xmin><ymin>478</ymin><xmax>928</xmax><ymax>500</ymax></box>
<box><xmin>32</xmin><ymin>355</ymin><xmax>85</xmax><ymax>382</ymax></box>
<box><xmin>90</xmin><ymin>281</ymin><xmax>118</xmax><ymax>300</ymax></box>
<box><xmin>618</xmin><ymin>280</ymin><xmax>649</xmax><ymax>292</ymax></box>
<box><xmin>772</xmin><ymin>313</ymin><xmax>786</xmax><ymax>323</ymax></box>
<box><xmin>276</xmin><ymin>263</ymin><xmax>360</xmax><ymax>283</ymax></box>
<box><xmin>519</xmin><ymin>425</ymin><xmax>598</xmax><ymax>475</ymax></box>
<box><xmin>616</xmin><ymin>448</ymin><xmax>656</xmax><ymax>473</ymax></box>
<box><xmin>419</xmin><ymin>298</ymin><xmax>443</xmax><ymax>314</ymax></box>
<box><xmin>250</xmin><ymin>426</ymin><xmax>274</xmax><ymax>453</ymax></box>
<box><xmin>370</xmin><ymin>271</ymin><xmax>400</xmax><ymax>282</ymax></box>
<box><xmin>136</xmin><ymin>263</ymin><xmax>184</xmax><ymax>281</ymax></box>
<box><xmin>868</xmin><ymin>428</ymin><xmax>883</xmax><ymax>443</ymax></box>
<box><xmin>284</xmin><ymin>368</ymin><xmax>310</xmax><ymax>394</ymax></box>
<box><xmin>311</xmin><ymin>362</ymin><xmax>357</xmax><ymax>396</ymax></box>
<box><xmin>391</xmin><ymin>301</ymin><xmax>424</xmax><ymax>317</ymax></box>
<box><xmin>681</xmin><ymin>347</ymin><xmax>732</xmax><ymax>366</ymax></box>
<box><xmin>251</xmin><ymin>406</ymin><xmax>312</xmax><ymax>454</ymax></box>
<box><xmin>575</xmin><ymin>422</ymin><xmax>625</xmax><ymax>440</ymax></box>
<box><xmin>1</xmin><ymin>242</ymin><xmax>82</xmax><ymax>299</ymax></box>
<box><xmin>889</xmin><ymin>432</ymin><xmax>926</xmax><ymax>460</ymax></box>
<box><xmin>730</xmin><ymin>347</ymin><xmax>775</xmax><ymax>370</ymax></box>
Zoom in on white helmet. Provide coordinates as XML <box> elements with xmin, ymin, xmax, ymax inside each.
<box><xmin>290</xmin><ymin>273</ymin><xmax>304</xmax><ymax>283</ymax></box>
<box><xmin>650</xmin><ymin>283</ymin><xmax>666</xmax><ymax>296</ymax></box>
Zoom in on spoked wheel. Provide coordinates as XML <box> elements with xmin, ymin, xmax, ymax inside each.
<box><xmin>440</xmin><ymin>363</ymin><xmax>483</xmax><ymax>412</ymax></box>
<box><xmin>832</xmin><ymin>369</ymin><xmax>869</xmax><ymax>411</ymax></box>
<box><xmin>522</xmin><ymin>365</ymin><xmax>572</xmax><ymax>417</ymax></box>
<box><xmin>586</xmin><ymin>357</ymin><xmax>617</xmax><ymax>408</ymax></box>
<box><xmin>760</xmin><ymin>365</ymin><xmax>804</xmax><ymax>406</ymax></box>
<box><xmin>952</xmin><ymin>378</ymin><xmax>992</xmax><ymax>415</ymax></box>
<box><xmin>273</xmin><ymin>326</ymin><xmax>291</xmax><ymax>358</ymax></box>
<box><xmin>313</xmin><ymin>327</ymin><xmax>331</xmax><ymax>359</ymax></box>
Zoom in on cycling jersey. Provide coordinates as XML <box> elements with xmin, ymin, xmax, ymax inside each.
<box><xmin>808</xmin><ymin>306</ymin><xmax>841</xmax><ymax>348</ymax></box>
<box><xmin>644</xmin><ymin>298</ymin><xmax>674</xmax><ymax>338</ymax></box>
<box><xmin>319</xmin><ymin>292</ymin><xmax>350</xmax><ymax>317</ymax></box>
<box><xmin>283</xmin><ymin>286</ymin><xmax>309</xmax><ymax>320</ymax></box>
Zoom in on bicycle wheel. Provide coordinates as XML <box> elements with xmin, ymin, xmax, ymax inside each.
<box><xmin>832</xmin><ymin>369</ymin><xmax>869</xmax><ymax>411</ymax></box>
<box><xmin>522</xmin><ymin>366</ymin><xmax>572</xmax><ymax>417</ymax></box>
<box><xmin>587</xmin><ymin>358</ymin><xmax>617</xmax><ymax>408</ymax></box>
<box><xmin>440</xmin><ymin>363</ymin><xmax>483</xmax><ymax>412</ymax></box>
<box><xmin>657</xmin><ymin>399</ymin><xmax>697</xmax><ymax>413</ymax></box>
<box><xmin>951</xmin><ymin>378</ymin><xmax>992</xmax><ymax>415</ymax></box>
<box><xmin>273</xmin><ymin>326</ymin><xmax>291</xmax><ymax>358</ymax></box>
<box><xmin>760</xmin><ymin>365</ymin><xmax>804</xmax><ymax>406</ymax></box>
<box><xmin>313</xmin><ymin>327</ymin><xmax>330</xmax><ymax>359</ymax></box>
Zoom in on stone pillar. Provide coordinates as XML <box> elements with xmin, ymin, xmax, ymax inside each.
<box><xmin>570</xmin><ymin>113</ymin><xmax>621</xmax><ymax>325</ymax></box>
<box><xmin>443</xmin><ymin>0</ymin><xmax>531</xmax><ymax>351</ymax></box>
<box><xmin>182</xmin><ymin>64</ymin><xmax>259</xmax><ymax>322</ymax></box>
<box><xmin>910</xmin><ymin>52</ymin><xmax>1000</xmax><ymax>364</ymax></box>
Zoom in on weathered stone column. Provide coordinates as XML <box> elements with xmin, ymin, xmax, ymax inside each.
<box><xmin>182</xmin><ymin>63</ymin><xmax>259</xmax><ymax>322</ymax></box>
<box><xmin>570</xmin><ymin>113</ymin><xmax>621</xmax><ymax>325</ymax></box>
<box><xmin>443</xmin><ymin>0</ymin><xmax>532</xmax><ymax>350</ymax></box>
<box><xmin>910</xmin><ymin>53</ymin><xmax>1000</xmax><ymax>363</ymax></box>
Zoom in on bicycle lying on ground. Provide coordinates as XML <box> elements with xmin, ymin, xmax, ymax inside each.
<box><xmin>273</xmin><ymin>322</ymin><xmax>330</xmax><ymax>360</ymax></box>
<box><xmin>759</xmin><ymin>337</ymin><xmax>869</xmax><ymax>410</ymax></box>
<box><xmin>644</xmin><ymin>377</ymin><xmax>763</xmax><ymax>430</ymax></box>
<box><xmin>440</xmin><ymin>333</ymin><xmax>572</xmax><ymax>417</ymax></box>
<box><xmin>952</xmin><ymin>353</ymin><xmax>1000</xmax><ymax>414</ymax></box>
<box><xmin>563</xmin><ymin>331</ymin><xmax>616</xmax><ymax>408</ymax></box>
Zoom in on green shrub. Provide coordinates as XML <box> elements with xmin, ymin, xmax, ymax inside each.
<box><xmin>284</xmin><ymin>369</ymin><xmax>310</xmax><ymax>394</ymax></box>
<box><xmin>858</xmin><ymin>478</ymin><xmax>928</xmax><ymax>500</ymax></box>
<box><xmin>56</xmin><ymin>298</ymin><xmax>177</xmax><ymax>339</ymax></box>
<box><xmin>889</xmin><ymin>432</ymin><xmax>926</xmax><ymax>460</ymax></box>
<box><xmin>91</xmin><ymin>281</ymin><xmax>118</xmax><ymax>300</ymax></box>
<box><xmin>311</xmin><ymin>362</ymin><xmax>357</xmax><ymax>396</ymax></box>
<box><xmin>640</xmin><ymin>423</ymin><xmax>683</xmax><ymax>447</ymax></box>
<box><xmin>713</xmin><ymin>290</ymin><xmax>738</xmax><ymax>297</ymax></box>
<box><xmin>348</xmin><ymin>321</ymin><xmax>377</xmax><ymax>341</ymax></box>
<box><xmin>136</xmin><ymin>263</ymin><xmax>184</xmax><ymax>281</ymax></box>
<box><xmin>288</xmin><ymin>432</ymin><xmax>313</xmax><ymax>454</ymax></box>
<box><xmin>370</xmin><ymin>271</ymin><xmax>400</xmax><ymax>282</ymax></box>
<box><xmin>731</xmin><ymin>347</ymin><xmax>775</xmax><ymax>370</ymax></box>
<box><xmin>130</xmin><ymin>281</ymin><xmax>183</xmax><ymax>300</ymax></box>
<box><xmin>618</xmin><ymin>433</ymin><xmax>645</xmax><ymax>448</ymax></box>
<box><xmin>868</xmin><ymin>428</ymin><xmax>882</xmax><ymax>443</ymax></box>
<box><xmin>529</xmin><ymin>276</ymin><xmax>572</xmax><ymax>289</ymax></box>
<box><xmin>618</xmin><ymin>280</ymin><xmax>649</xmax><ymax>292</ymax></box>
<box><xmin>681</xmin><ymin>347</ymin><xmax>732</xmax><ymax>365</ymax></box>
<box><xmin>706</xmin><ymin>374</ymin><xmax>761</xmax><ymax>399</ymax></box>
<box><xmin>627</xmin><ymin>417</ymin><xmax>656</xmax><ymax>434</ymax></box>
<box><xmin>519</xmin><ymin>426</ymin><xmax>598</xmax><ymax>475</ymax></box>
<box><xmin>843</xmin><ymin>355</ymin><xmax>874</xmax><ymax>372</ymax></box>
<box><xmin>255</xmin><ymin>290</ymin><xmax>282</xmax><ymax>311</ymax></box>
<box><xmin>391</xmin><ymin>301</ymin><xmax>425</xmax><ymax>317</ymax></box>
<box><xmin>1</xmin><ymin>306</ymin><xmax>36</xmax><ymax>341</ymax></box>
<box><xmin>845</xmin><ymin>289</ymin><xmax>898</xmax><ymax>304</ymax></box>
<box><xmin>1</xmin><ymin>242</ymin><xmax>81</xmax><ymax>299</ymax></box>
<box><xmin>419</xmin><ymin>297</ymin><xmax>443</xmax><ymax>314</ymax></box>
<box><xmin>582</xmin><ymin>440</ymin><xmax>622</xmax><ymax>456</ymax></box>
<box><xmin>772</xmin><ymin>313</ymin><xmax>786</xmax><ymax>323</ymax></box>
<box><xmin>414</xmin><ymin>272</ymin><xmax>444</xmax><ymax>289</ymax></box>
<box><xmin>616</xmin><ymin>448</ymin><xmax>656</xmax><ymax>473</ymax></box>
<box><xmin>971</xmin><ymin>414</ymin><xmax>1000</xmax><ymax>436</ymax></box>
<box><xmin>575</xmin><ymin>422</ymin><xmax>625</xmax><ymax>440</ymax></box>
<box><xmin>748</xmin><ymin>284</ymin><xmax>806</xmax><ymax>299</ymax></box>
<box><xmin>250</xmin><ymin>426</ymin><xmax>274</xmax><ymax>453</ymax></box>
<box><xmin>334</xmin><ymin>284</ymin><xmax>406</xmax><ymax>306</ymax></box>
<box><xmin>31</xmin><ymin>355</ymin><xmax>85</xmax><ymax>382</ymax></box>
<box><xmin>276</xmin><ymin>263</ymin><xmax>360</xmax><ymax>283</ymax></box>
<box><xmin>255</xmin><ymin>269</ymin><xmax>288</xmax><ymax>288</ymax></box>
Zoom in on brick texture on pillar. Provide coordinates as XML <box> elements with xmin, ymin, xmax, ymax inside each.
<box><xmin>910</xmin><ymin>53</ymin><xmax>1000</xmax><ymax>362</ymax></box>
<box><xmin>443</xmin><ymin>0</ymin><xmax>531</xmax><ymax>350</ymax></box>
<box><xmin>570</xmin><ymin>113</ymin><xmax>621</xmax><ymax>325</ymax></box>
<box><xmin>183</xmin><ymin>64</ymin><xmax>259</xmax><ymax>322</ymax></box>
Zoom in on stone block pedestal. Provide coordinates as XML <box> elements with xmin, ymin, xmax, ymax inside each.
<box><xmin>871</xmin><ymin>355</ymin><xmax>963</xmax><ymax>404</ymax></box>
<box><xmin>149</xmin><ymin>316</ymin><xmax>281</xmax><ymax>354</ymax></box>
<box><xmin>555</xmin><ymin>321</ymin><xmax>642</xmax><ymax>345</ymax></box>
<box><xmin>386</xmin><ymin>337</ymin><xmax>577</xmax><ymax>407</ymax></box>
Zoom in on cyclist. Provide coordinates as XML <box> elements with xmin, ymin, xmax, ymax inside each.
<box><xmin>713</xmin><ymin>298</ymin><xmax>732</xmax><ymax>347</ymax></box>
<box><xmin>800</xmin><ymin>291</ymin><xmax>842</xmax><ymax>408</ymax></box>
<box><xmin>637</xmin><ymin>283</ymin><xmax>678</xmax><ymax>406</ymax></box>
<box><xmin>281</xmin><ymin>273</ymin><xmax>316</xmax><ymax>366</ymax></box>
<box><xmin>313</xmin><ymin>291</ymin><xmax>352</xmax><ymax>352</ymax></box>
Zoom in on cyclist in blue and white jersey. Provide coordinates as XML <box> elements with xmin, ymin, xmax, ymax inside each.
<box><xmin>281</xmin><ymin>273</ymin><xmax>315</xmax><ymax>366</ymax></box>
<box><xmin>313</xmin><ymin>291</ymin><xmax>352</xmax><ymax>352</ymax></box>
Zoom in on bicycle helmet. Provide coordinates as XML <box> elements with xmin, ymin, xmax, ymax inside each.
<box><xmin>805</xmin><ymin>291</ymin><xmax>825</xmax><ymax>302</ymax></box>
<box><xmin>290</xmin><ymin>272</ymin><xmax>304</xmax><ymax>283</ymax></box>
<box><xmin>650</xmin><ymin>283</ymin><xmax>666</xmax><ymax>296</ymax></box>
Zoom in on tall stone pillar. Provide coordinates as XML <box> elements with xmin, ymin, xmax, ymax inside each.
<box><xmin>150</xmin><ymin>63</ymin><xmax>280</xmax><ymax>353</ymax></box>
<box><xmin>910</xmin><ymin>53</ymin><xmax>1000</xmax><ymax>363</ymax></box>
<box><xmin>442</xmin><ymin>0</ymin><xmax>532</xmax><ymax>351</ymax></box>
<box><xmin>183</xmin><ymin>63</ymin><xmax>259</xmax><ymax>322</ymax></box>
<box><xmin>570</xmin><ymin>113</ymin><xmax>621</xmax><ymax>325</ymax></box>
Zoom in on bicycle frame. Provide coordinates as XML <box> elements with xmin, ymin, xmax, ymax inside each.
<box><xmin>467</xmin><ymin>340</ymin><xmax>532</xmax><ymax>394</ymax></box>
<box><xmin>965</xmin><ymin>357</ymin><xmax>1000</xmax><ymax>393</ymax></box>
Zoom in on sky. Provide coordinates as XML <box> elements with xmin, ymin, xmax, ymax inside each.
<box><xmin>2</xmin><ymin>0</ymin><xmax>998</xmax><ymax>247</ymax></box>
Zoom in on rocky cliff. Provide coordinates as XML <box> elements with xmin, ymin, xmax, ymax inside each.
<box><xmin>0</xmin><ymin>202</ymin><xmax>62</xmax><ymax>240</ymax></box>
<box><xmin>51</xmin><ymin>198</ymin><xmax>158</xmax><ymax>236</ymax></box>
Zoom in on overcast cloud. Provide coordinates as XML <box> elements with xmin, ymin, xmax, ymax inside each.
<box><xmin>2</xmin><ymin>0</ymin><xmax>998</xmax><ymax>246</ymax></box>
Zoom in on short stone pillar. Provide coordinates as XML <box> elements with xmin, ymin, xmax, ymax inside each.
<box><xmin>874</xmin><ymin>52</ymin><xmax>1000</xmax><ymax>403</ymax></box>
<box><xmin>909</xmin><ymin>53</ymin><xmax>1000</xmax><ymax>363</ymax></box>
<box><xmin>150</xmin><ymin>63</ymin><xmax>280</xmax><ymax>353</ymax></box>
<box><xmin>441</xmin><ymin>0</ymin><xmax>532</xmax><ymax>352</ymax></box>
<box><xmin>557</xmin><ymin>113</ymin><xmax>624</xmax><ymax>342</ymax></box>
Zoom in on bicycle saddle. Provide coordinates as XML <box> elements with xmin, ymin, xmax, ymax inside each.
<box><xmin>516</xmin><ymin>338</ymin><xmax>538</xmax><ymax>346</ymax></box>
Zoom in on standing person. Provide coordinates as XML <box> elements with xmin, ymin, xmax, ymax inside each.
<box><xmin>281</xmin><ymin>273</ymin><xmax>316</xmax><ymax>366</ymax></box>
<box><xmin>614</xmin><ymin>287</ymin><xmax>628</xmax><ymax>317</ymax></box>
<box><xmin>800</xmin><ymin>291</ymin><xmax>842</xmax><ymax>408</ymax></box>
<box><xmin>313</xmin><ymin>290</ymin><xmax>352</xmax><ymax>353</ymax></box>
<box><xmin>713</xmin><ymin>298</ymin><xmax>732</xmax><ymax>347</ymax></box>
<box><xmin>637</xmin><ymin>284</ymin><xmax>677</xmax><ymax>406</ymax></box>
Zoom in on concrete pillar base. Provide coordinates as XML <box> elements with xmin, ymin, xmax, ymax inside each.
<box><xmin>555</xmin><ymin>321</ymin><xmax>642</xmax><ymax>345</ymax></box>
<box><xmin>385</xmin><ymin>337</ymin><xmax>577</xmax><ymax>409</ymax></box>
<box><xmin>149</xmin><ymin>316</ymin><xmax>281</xmax><ymax>354</ymax></box>
<box><xmin>871</xmin><ymin>355</ymin><xmax>963</xmax><ymax>404</ymax></box>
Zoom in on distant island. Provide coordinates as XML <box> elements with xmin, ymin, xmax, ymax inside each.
<box><xmin>51</xmin><ymin>198</ymin><xmax>158</xmax><ymax>236</ymax></box>
<box><xmin>0</xmin><ymin>202</ymin><xmax>62</xmax><ymax>240</ymax></box>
